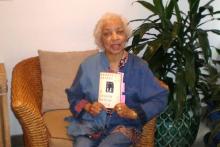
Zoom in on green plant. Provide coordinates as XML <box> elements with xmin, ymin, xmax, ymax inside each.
<box><xmin>127</xmin><ymin>0</ymin><xmax>220</xmax><ymax>145</ymax></box>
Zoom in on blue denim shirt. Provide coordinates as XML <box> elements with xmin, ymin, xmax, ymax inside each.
<box><xmin>65</xmin><ymin>52</ymin><xmax>168</xmax><ymax>136</ymax></box>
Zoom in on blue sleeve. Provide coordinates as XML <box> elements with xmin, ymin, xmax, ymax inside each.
<box><xmin>134</xmin><ymin>63</ymin><xmax>169</xmax><ymax>124</ymax></box>
<box><xmin>65</xmin><ymin>65</ymin><xmax>86</xmax><ymax>116</ymax></box>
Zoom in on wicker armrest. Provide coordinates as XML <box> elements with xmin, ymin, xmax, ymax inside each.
<box><xmin>11</xmin><ymin>57</ymin><xmax>49</xmax><ymax>147</ymax></box>
<box><xmin>135</xmin><ymin>117</ymin><xmax>156</xmax><ymax>147</ymax></box>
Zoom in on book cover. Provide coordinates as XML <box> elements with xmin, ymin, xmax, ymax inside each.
<box><xmin>98</xmin><ymin>72</ymin><xmax>123</xmax><ymax>108</ymax></box>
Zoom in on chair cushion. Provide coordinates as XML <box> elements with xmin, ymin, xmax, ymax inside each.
<box><xmin>49</xmin><ymin>138</ymin><xmax>72</xmax><ymax>147</ymax></box>
<box><xmin>43</xmin><ymin>109</ymin><xmax>73</xmax><ymax>147</ymax></box>
<box><xmin>38</xmin><ymin>49</ymin><xmax>98</xmax><ymax>112</ymax></box>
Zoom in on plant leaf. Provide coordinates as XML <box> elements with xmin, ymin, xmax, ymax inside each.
<box><xmin>171</xmin><ymin>21</ymin><xmax>181</xmax><ymax>38</ymax></box>
<box><xmin>174</xmin><ymin>0</ymin><xmax>181</xmax><ymax>23</ymax></box>
<box><xmin>184</xmin><ymin>47</ymin><xmax>196</xmax><ymax>88</ymax></box>
<box><xmin>133</xmin><ymin>23</ymin><xmax>157</xmax><ymax>37</ymax></box>
<box><xmin>199</xmin><ymin>6</ymin><xmax>213</xmax><ymax>15</ymax></box>
<box><xmin>175</xmin><ymin>66</ymin><xmax>187</xmax><ymax>117</ymax></box>
<box><xmin>207</xmin><ymin>29</ymin><xmax>220</xmax><ymax>35</ymax></box>
<box><xmin>165</xmin><ymin>0</ymin><xmax>174</xmax><ymax>20</ymax></box>
<box><xmin>214</xmin><ymin>47</ymin><xmax>220</xmax><ymax>54</ymax></box>
<box><xmin>133</xmin><ymin>43</ymin><xmax>147</xmax><ymax>55</ymax></box>
<box><xmin>213</xmin><ymin>10</ymin><xmax>220</xmax><ymax>15</ymax></box>
<box><xmin>143</xmin><ymin>37</ymin><xmax>162</xmax><ymax>61</ymax></box>
<box><xmin>153</xmin><ymin>0</ymin><xmax>164</xmax><ymax>15</ymax></box>
<box><xmin>203</xmin><ymin>0</ymin><xmax>215</xmax><ymax>8</ymax></box>
<box><xmin>188</xmin><ymin>0</ymin><xmax>200</xmax><ymax>14</ymax></box>
<box><xmin>136</xmin><ymin>1</ymin><xmax>158</xmax><ymax>14</ymax></box>
<box><xmin>197</xmin><ymin>29</ymin><xmax>211</xmax><ymax>63</ymax></box>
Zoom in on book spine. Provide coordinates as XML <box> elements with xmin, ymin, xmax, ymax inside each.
<box><xmin>120</xmin><ymin>72</ymin><xmax>125</xmax><ymax>103</ymax></box>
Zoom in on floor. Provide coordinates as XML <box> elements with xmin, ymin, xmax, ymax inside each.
<box><xmin>11</xmin><ymin>135</ymin><xmax>23</xmax><ymax>147</ymax></box>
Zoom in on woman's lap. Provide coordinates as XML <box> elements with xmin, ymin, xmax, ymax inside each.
<box><xmin>74</xmin><ymin>132</ymin><xmax>132</xmax><ymax>147</ymax></box>
<box><xmin>98</xmin><ymin>132</ymin><xmax>132</xmax><ymax>147</ymax></box>
<box><xmin>74</xmin><ymin>136</ymin><xmax>95</xmax><ymax>147</ymax></box>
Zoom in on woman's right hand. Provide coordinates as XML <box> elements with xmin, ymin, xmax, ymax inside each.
<box><xmin>84</xmin><ymin>102</ymin><xmax>105</xmax><ymax>116</ymax></box>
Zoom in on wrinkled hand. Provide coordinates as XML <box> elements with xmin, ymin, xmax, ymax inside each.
<box><xmin>114</xmin><ymin>103</ymin><xmax>138</xmax><ymax>120</ymax></box>
<box><xmin>84</xmin><ymin>102</ymin><xmax>105</xmax><ymax>117</ymax></box>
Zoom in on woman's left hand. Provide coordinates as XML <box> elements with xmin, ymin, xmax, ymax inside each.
<box><xmin>114</xmin><ymin>103</ymin><xmax>138</xmax><ymax>120</ymax></box>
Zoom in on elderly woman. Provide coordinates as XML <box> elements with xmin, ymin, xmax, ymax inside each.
<box><xmin>65</xmin><ymin>12</ymin><xmax>168</xmax><ymax>147</ymax></box>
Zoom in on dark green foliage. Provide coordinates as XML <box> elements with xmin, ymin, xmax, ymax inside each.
<box><xmin>128</xmin><ymin>0</ymin><xmax>220</xmax><ymax>145</ymax></box>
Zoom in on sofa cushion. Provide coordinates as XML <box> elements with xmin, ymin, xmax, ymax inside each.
<box><xmin>38</xmin><ymin>49</ymin><xmax>98</xmax><ymax>112</ymax></box>
<box><xmin>43</xmin><ymin>109</ymin><xmax>73</xmax><ymax>147</ymax></box>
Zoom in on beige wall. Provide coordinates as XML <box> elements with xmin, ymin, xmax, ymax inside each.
<box><xmin>0</xmin><ymin>0</ymin><xmax>219</xmax><ymax>135</ymax></box>
<box><xmin>0</xmin><ymin>0</ymin><xmax>147</xmax><ymax>135</ymax></box>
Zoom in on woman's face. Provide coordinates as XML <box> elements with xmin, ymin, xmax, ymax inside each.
<box><xmin>101</xmin><ymin>17</ymin><xmax>127</xmax><ymax>55</ymax></box>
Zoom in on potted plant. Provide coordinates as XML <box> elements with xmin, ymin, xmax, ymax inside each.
<box><xmin>127</xmin><ymin>0</ymin><xmax>220</xmax><ymax>146</ymax></box>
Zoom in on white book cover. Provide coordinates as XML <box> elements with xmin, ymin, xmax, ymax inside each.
<box><xmin>98</xmin><ymin>72</ymin><xmax>122</xmax><ymax>108</ymax></box>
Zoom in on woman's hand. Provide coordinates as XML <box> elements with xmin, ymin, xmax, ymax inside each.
<box><xmin>84</xmin><ymin>102</ymin><xmax>105</xmax><ymax>117</ymax></box>
<box><xmin>114</xmin><ymin>103</ymin><xmax>138</xmax><ymax>120</ymax></box>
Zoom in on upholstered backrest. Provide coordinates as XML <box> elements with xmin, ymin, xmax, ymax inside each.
<box><xmin>38</xmin><ymin>49</ymin><xmax>98</xmax><ymax>112</ymax></box>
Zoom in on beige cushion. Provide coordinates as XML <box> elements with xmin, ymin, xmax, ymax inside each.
<box><xmin>38</xmin><ymin>49</ymin><xmax>98</xmax><ymax>112</ymax></box>
<box><xmin>43</xmin><ymin>109</ymin><xmax>133</xmax><ymax>147</ymax></box>
<box><xmin>49</xmin><ymin>138</ymin><xmax>72</xmax><ymax>147</ymax></box>
<box><xmin>43</xmin><ymin>109</ymin><xmax>73</xmax><ymax>147</ymax></box>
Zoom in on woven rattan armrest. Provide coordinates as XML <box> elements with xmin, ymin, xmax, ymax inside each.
<box><xmin>136</xmin><ymin>117</ymin><xmax>156</xmax><ymax>147</ymax></box>
<box><xmin>11</xmin><ymin>57</ymin><xmax>49</xmax><ymax>147</ymax></box>
<box><xmin>12</xmin><ymin>93</ymin><xmax>48</xmax><ymax>147</ymax></box>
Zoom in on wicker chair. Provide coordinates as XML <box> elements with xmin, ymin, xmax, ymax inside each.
<box><xmin>11</xmin><ymin>56</ymin><xmax>157</xmax><ymax>147</ymax></box>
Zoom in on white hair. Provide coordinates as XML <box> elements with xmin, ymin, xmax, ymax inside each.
<box><xmin>93</xmin><ymin>12</ymin><xmax>131</xmax><ymax>49</ymax></box>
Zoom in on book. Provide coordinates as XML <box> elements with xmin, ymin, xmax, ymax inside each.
<box><xmin>98</xmin><ymin>72</ymin><xmax>124</xmax><ymax>108</ymax></box>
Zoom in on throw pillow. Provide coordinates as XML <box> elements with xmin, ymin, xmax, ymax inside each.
<box><xmin>38</xmin><ymin>49</ymin><xmax>98</xmax><ymax>112</ymax></box>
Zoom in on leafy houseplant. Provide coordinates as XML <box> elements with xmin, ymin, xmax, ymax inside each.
<box><xmin>127</xmin><ymin>0</ymin><xmax>220</xmax><ymax>146</ymax></box>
